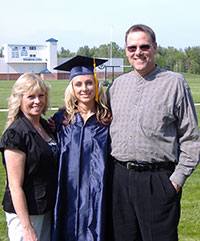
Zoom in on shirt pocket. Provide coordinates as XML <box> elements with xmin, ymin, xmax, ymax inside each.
<box><xmin>26</xmin><ymin>185</ymin><xmax>46</xmax><ymax>201</ymax></box>
<box><xmin>34</xmin><ymin>185</ymin><xmax>46</xmax><ymax>199</ymax></box>
<box><xmin>139</xmin><ymin>106</ymin><xmax>175</xmax><ymax>133</ymax></box>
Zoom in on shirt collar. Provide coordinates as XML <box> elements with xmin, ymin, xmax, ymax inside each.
<box><xmin>133</xmin><ymin>65</ymin><xmax>161</xmax><ymax>81</ymax></box>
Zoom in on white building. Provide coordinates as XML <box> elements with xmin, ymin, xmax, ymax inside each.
<box><xmin>0</xmin><ymin>38</ymin><xmax>123</xmax><ymax>80</ymax></box>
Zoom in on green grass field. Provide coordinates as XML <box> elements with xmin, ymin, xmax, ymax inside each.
<box><xmin>0</xmin><ymin>74</ymin><xmax>200</xmax><ymax>240</ymax></box>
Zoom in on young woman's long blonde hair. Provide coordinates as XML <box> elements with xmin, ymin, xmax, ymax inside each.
<box><xmin>63</xmin><ymin>77</ymin><xmax>112</xmax><ymax>126</ymax></box>
<box><xmin>4</xmin><ymin>73</ymin><xmax>50</xmax><ymax>131</ymax></box>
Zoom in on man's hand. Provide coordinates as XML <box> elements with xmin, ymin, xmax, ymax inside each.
<box><xmin>172</xmin><ymin>182</ymin><xmax>181</xmax><ymax>193</ymax></box>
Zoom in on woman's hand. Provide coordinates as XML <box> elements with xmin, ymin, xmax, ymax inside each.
<box><xmin>23</xmin><ymin>225</ymin><xmax>38</xmax><ymax>241</ymax></box>
<box><xmin>5</xmin><ymin>149</ymin><xmax>38</xmax><ymax>241</ymax></box>
<box><xmin>48</xmin><ymin>115</ymin><xmax>56</xmax><ymax>132</ymax></box>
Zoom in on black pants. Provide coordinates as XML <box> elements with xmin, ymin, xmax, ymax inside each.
<box><xmin>112</xmin><ymin>161</ymin><xmax>181</xmax><ymax>241</ymax></box>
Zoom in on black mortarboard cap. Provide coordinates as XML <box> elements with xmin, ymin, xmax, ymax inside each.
<box><xmin>54</xmin><ymin>55</ymin><xmax>107</xmax><ymax>80</ymax></box>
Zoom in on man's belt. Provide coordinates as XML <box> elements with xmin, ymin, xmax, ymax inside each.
<box><xmin>115</xmin><ymin>160</ymin><xmax>175</xmax><ymax>172</ymax></box>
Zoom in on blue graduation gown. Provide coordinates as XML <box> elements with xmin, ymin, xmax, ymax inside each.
<box><xmin>52</xmin><ymin>111</ymin><xmax>109</xmax><ymax>241</ymax></box>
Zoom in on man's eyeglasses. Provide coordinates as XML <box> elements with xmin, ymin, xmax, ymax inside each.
<box><xmin>126</xmin><ymin>44</ymin><xmax>151</xmax><ymax>53</ymax></box>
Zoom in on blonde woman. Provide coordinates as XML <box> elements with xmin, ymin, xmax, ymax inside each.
<box><xmin>0</xmin><ymin>73</ymin><xmax>58</xmax><ymax>241</ymax></box>
<box><xmin>51</xmin><ymin>56</ymin><xmax>112</xmax><ymax>241</ymax></box>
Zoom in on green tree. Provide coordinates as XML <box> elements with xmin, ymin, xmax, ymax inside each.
<box><xmin>77</xmin><ymin>45</ymin><xmax>91</xmax><ymax>57</ymax></box>
<box><xmin>165</xmin><ymin>47</ymin><xmax>177</xmax><ymax>71</ymax></box>
<box><xmin>157</xmin><ymin>46</ymin><xmax>186</xmax><ymax>73</ymax></box>
<box><xmin>0</xmin><ymin>47</ymin><xmax>2</xmax><ymax>57</ymax></box>
<box><xmin>185</xmin><ymin>47</ymin><xmax>200</xmax><ymax>74</ymax></box>
<box><xmin>58</xmin><ymin>47</ymin><xmax>74</xmax><ymax>58</ymax></box>
<box><xmin>155</xmin><ymin>45</ymin><xmax>168</xmax><ymax>69</ymax></box>
<box><xmin>56</xmin><ymin>42</ymin><xmax>200</xmax><ymax>75</ymax></box>
<box><xmin>109</xmin><ymin>42</ymin><xmax>124</xmax><ymax>58</ymax></box>
<box><xmin>95</xmin><ymin>44</ymin><xmax>110</xmax><ymax>57</ymax></box>
<box><xmin>174</xmin><ymin>50</ymin><xmax>186</xmax><ymax>73</ymax></box>
<box><xmin>89</xmin><ymin>46</ymin><xmax>97</xmax><ymax>57</ymax></box>
<box><xmin>92</xmin><ymin>42</ymin><xmax>125</xmax><ymax>58</ymax></box>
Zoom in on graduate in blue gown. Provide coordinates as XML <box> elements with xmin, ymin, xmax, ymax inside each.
<box><xmin>51</xmin><ymin>56</ymin><xmax>112</xmax><ymax>241</ymax></box>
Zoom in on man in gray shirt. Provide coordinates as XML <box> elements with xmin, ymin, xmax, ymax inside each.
<box><xmin>107</xmin><ymin>24</ymin><xmax>200</xmax><ymax>241</ymax></box>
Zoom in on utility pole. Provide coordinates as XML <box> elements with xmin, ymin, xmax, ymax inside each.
<box><xmin>110</xmin><ymin>25</ymin><xmax>113</xmax><ymax>66</ymax></box>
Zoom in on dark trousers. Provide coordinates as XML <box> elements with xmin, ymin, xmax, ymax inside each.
<box><xmin>112</xmin><ymin>161</ymin><xmax>181</xmax><ymax>241</ymax></box>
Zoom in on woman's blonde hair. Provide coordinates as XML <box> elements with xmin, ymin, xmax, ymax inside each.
<box><xmin>4</xmin><ymin>73</ymin><xmax>50</xmax><ymax>131</ymax></box>
<box><xmin>63</xmin><ymin>77</ymin><xmax>112</xmax><ymax>126</ymax></box>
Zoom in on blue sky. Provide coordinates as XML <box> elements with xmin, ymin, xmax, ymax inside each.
<box><xmin>1</xmin><ymin>0</ymin><xmax>200</xmax><ymax>52</ymax></box>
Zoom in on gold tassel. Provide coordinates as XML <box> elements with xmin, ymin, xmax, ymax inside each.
<box><xmin>93</xmin><ymin>58</ymin><xmax>98</xmax><ymax>102</ymax></box>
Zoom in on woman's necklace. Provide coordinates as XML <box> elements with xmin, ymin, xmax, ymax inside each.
<box><xmin>34</xmin><ymin>124</ymin><xmax>42</xmax><ymax>132</ymax></box>
<box><xmin>37</xmin><ymin>126</ymin><xmax>42</xmax><ymax>132</ymax></box>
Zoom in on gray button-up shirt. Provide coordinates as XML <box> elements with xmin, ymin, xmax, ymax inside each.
<box><xmin>108</xmin><ymin>66</ymin><xmax>200</xmax><ymax>186</ymax></box>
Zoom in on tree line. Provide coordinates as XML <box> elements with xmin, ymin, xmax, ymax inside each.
<box><xmin>58</xmin><ymin>42</ymin><xmax>200</xmax><ymax>74</ymax></box>
<box><xmin>0</xmin><ymin>43</ymin><xmax>199</xmax><ymax>74</ymax></box>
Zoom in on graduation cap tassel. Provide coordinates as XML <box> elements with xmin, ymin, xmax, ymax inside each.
<box><xmin>93</xmin><ymin>58</ymin><xmax>98</xmax><ymax>102</ymax></box>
